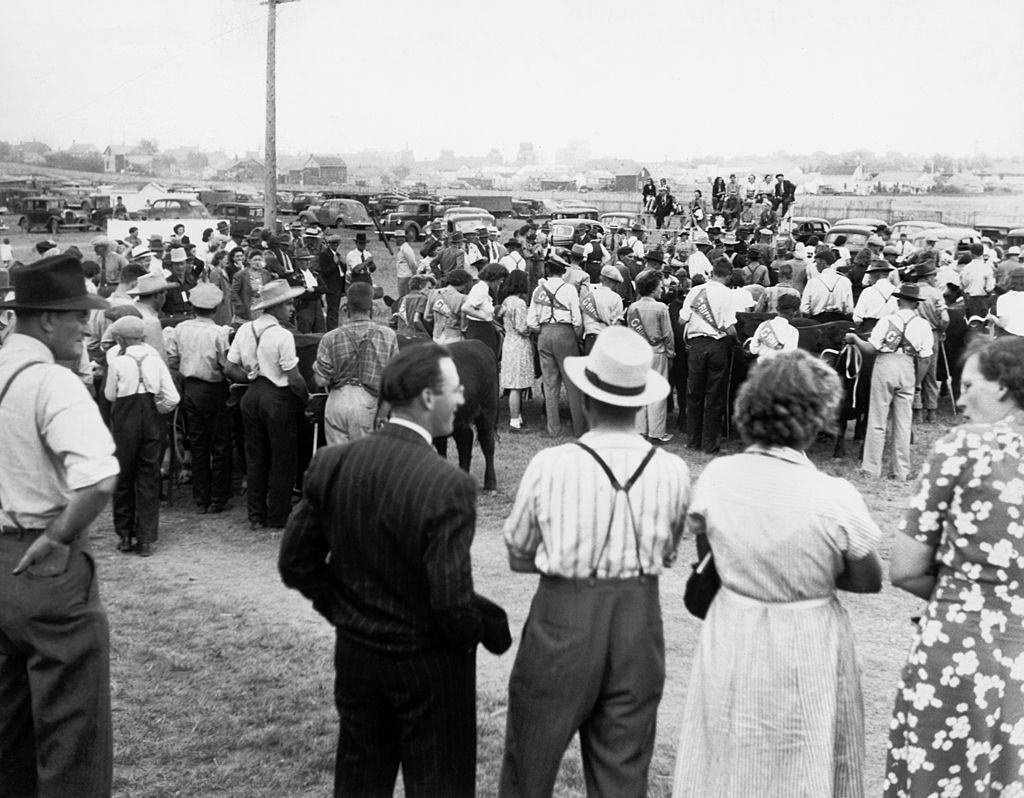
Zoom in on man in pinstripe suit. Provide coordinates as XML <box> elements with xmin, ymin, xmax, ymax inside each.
<box><xmin>280</xmin><ymin>342</ymin><xmax>508</xmax><ymax>798</ymax></box>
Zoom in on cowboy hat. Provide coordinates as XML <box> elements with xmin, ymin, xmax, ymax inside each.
<box><xmin>892</xmin><ymin>283</ymin><xmax>925</xmax><ymax>302</ymax></box>
<box><xmin>128</xmin><ymin>273</ymin><xmax>169</xmax><ymax>296</ymax></box>
<box><xmin>564</xmin><ymin>326</ymin><xmax>670</xmax><ymax>407</ymax></box>
<box><xmin>0</xmin><ymin>254</ymin><xmax>109</xmax><ymax>312</ymax></box>
<box><xmin>866</xmin><ymin>259</ymin><xmax>892</xmax><ymax>273</ymax></box>
<box><xmin>130</xmin><ymin>244</ymin><xmax>153</xmax><ymax>261</ymax></box>
<box><xmin>251</xmin><ymin>279</ymin><xmax>305</xmax><ymax>311</ymax></box>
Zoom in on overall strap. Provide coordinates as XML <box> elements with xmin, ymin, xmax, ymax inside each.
<box><xmin>575</xmin><ymin>441</ymin><xmax>658</xmax><ymax>577</ymax></box>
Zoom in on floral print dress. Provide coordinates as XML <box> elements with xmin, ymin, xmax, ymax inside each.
<box><xmin>885</xmin><ymin>418</ymin><xmax>1024</xmax><ymax>797</ymax></box>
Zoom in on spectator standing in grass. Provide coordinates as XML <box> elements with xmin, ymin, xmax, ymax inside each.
<box><xmin>0</xmin><ymin>255</ymin><xmax>118</xmax><ymax>798</ymax></box>
<box><xmin>498</xmin><ymin>270</ymin><xmax>534</xmax><ymax>432</ymax></box>
<box><xmin>627</xmin><ymin>271</ymin><xmax>675</xmax><ymax>443</ymax></box>
<box><xmin>393</xmin><ymin>228</ymin><xmax>418</xmax><ymax>298</ymax></box>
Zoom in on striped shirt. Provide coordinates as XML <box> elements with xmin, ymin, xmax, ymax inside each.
<box><xmin>504</xmin><ymin>431</ymin><xmax>691</xmax><ymax>577</ymax></box>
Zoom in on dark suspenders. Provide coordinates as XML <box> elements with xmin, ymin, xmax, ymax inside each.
<box><xmin>574</xmin><ymin>442</ymin><xmax>658</xmax><ymax>578</ymax></box>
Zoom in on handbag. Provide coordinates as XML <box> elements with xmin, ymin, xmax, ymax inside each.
<box><xmin>683</xmin><ymin>550</ymin><xmax>721</xmax><ymax>619</ymax></box>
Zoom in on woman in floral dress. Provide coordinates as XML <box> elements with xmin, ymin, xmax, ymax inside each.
<box><xmin>886</xmin><ymin>336</ymin><xmax>1024</xmax><ymax>797</ymax></box>
<box><xmin>498</xmin><ymin>270</ymin><xmax>533</xmax><ymax>431</ymax></box>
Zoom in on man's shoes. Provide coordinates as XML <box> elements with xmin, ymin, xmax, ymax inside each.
<box><xmin>136</xmin><ymin>543</ymin><xmax>153</xmax><ymax>558</ymax></box>
<box><xmin>116</xmin><ymin>538</ymin><xmax>134</xmax><ymax>554</ymax></box>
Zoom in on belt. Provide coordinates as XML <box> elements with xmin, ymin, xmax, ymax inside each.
<box><xmin>0</xmin><ymin>525</ymin><xmax>45</xmax><ymax>540</ymax></box>
<box><xmin>721</xmin><ymin>586</ymin><xmax>832</xmax><ymax>611</ymax></box>
<box><xmin>541</xmin><ymin>321</ymin><xmax>573</xmax><ymax>327</ymax></box>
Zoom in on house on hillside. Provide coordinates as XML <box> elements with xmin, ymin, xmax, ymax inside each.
<box><xmin>303</xmin><ymin>155</ymin><xmax>347</xmax><ymax>185</ymax></box>
<box><xmin>103</xmin><ymin>145</ymin><xmax>154</xmax><ymax>173</ymax></box>
<box><xmin>221</xmin><ymin>158</ymin><xmax>266</xmax><ymax>182</ymax></box>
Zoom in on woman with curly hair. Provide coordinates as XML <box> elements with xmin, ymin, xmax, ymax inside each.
<box><xmin>672</xmin><ymin>350</ymin><xmax>883</xmax><ymax>798</ymax></box>
<box><xmin>884</xmin><ymin>336</ymin><xmax>1024</xmax><ymax>797</ymax></box>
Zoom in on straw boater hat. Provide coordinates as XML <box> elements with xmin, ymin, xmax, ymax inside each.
<box><xmin>564</xmin><ymin>327</ymin><xmax>669</xmax><ymax>407</ymax></box>
<box><xmin>128</xmin><ymin>273</ymin><xmax>169</xmax><ymax>296</ymax></box>
<box><xmin>251</xmin><ymin>279</ymin><xmax>304</xmax><ymax>312</ymax></box>
<box><xmin>0</xmin><ymin>254</ymin><xmax>109</xmax><ymax>312</ymax></box>
<box><xmin>189</xmin><ymin>283</ymin><xmax>223</xmax><ymax>309</ymax></box>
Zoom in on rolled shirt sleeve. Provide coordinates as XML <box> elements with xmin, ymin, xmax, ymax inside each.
<box><xmin>41</xmin><ymin>369</ymin><xmax>119</xmax><ymax>491</ymax></box>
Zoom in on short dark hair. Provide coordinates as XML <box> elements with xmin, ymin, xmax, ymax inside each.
<box><xmin>582</xmin><ymin>394</ymin><xmax>641</xmax><ymax>425</ymax></box>
<box><xmin>969</xmin><ymin>243</ymin><xmax>984</xmax><ymax>257</ymax></box>
<box><xmin>970</xmin><ymin>336</ymin><xmax>1024</xmax><ymax>409</ymax></box>
<box><xmin>833</xmin><ymin>235</ymin><xmax>847</xmax><ymax>246</ymax></box>
<box><xmin>635</xmin><ymin>271</ymin><xmax>662</xmax><ymax>296</ymax></box>
<box><xmin>380</xmin><ymin>343</ymin><xmax>449</xmax><ymax>407</ymax></box>
<box><xmin>545</xmin><ymin>259</ymin><xmax>566</xmax><ymax>277</ymax></box>
<box><xmin>712</xmin><ymin>258</ymin><xmax>733</xmax><ymax>279</ymax></box>
<box><xmin>346</xmin><ymin>282</ymin><xmax>374</xmax><ymax>313</ymax></box>
<box><xmin>445</xmin><ymin>268</ymin><xmax>471</xmax><ymax>288</ymax></box>
<box><xmin>736</xmin><ymin>350</ymin><xmax>841</xmax><ymax>448</ymax></box>
<box><xmin>81</xmin><ymin>260</ymin><xmax>100</xmax><ymax>278</ymax></box>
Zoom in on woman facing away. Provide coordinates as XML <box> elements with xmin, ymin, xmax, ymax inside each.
<box><xmin>884</xmin><ymin>336</ymin><xmax>1024</xmax><ymax>797</ymax></box>
<box><xmin>672</xmin><ymin>349</ymin><xmax>883</xmax><ymax>798</ymax></box>
<box><xmin>497</xmin><ymin>269</ymin><xmax>533</xmax><ymax>432</ymax></box>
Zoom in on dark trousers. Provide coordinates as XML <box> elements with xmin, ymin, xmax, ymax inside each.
<box><xmin>686</xmin><ymin>336</ymin><xmax>731</xmax><ymax>453</ymax></box>
<box><xmin>499</xmin><ymin>576</ymin><xmax>665</xmax><ymax>798</ymax></box>
<box><xmin>333</xmin><ymin>634</ymin><xmax>476</xmax><ymax>798</ymax></box>
<box><xmin>241</xmin><ymin>378</ymin><xmax>298</xmax><ymax>527</ymax></box>
<box><xmin>964</xmin><ymin>294</ymin><xmax>990</xmax><ymax>319</ymax></box>
<box><xmin>184</xmin><ymin>378</ymin><xmax>232</xmax><ymax>508</ymax></box>
<box><xmin>464</xmin><ymin>319</ymin><xmax>500</xmax><ymax>362</ymax></box>
<box><xmin>112</xmin><ymin>393</ymin><xmax>164</xmax><ymax>544</ymax></box>
<box><xmin>0</xmin><ymin>534</ymin><xmax>112</xmax><ymax>798</ymax></box>
<box><xmin>325</xmin><ymin>286</ymin><xmax>344</xmax><ymax>331</ymax></box>
<box><xmin>295</xmin><ymin>299</ymin><xmax>326</xmax><ymax>333</ymax></box>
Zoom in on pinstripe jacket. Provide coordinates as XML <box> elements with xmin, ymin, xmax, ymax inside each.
<box><xmin>279</xmin><ymin>422</ymin><xmax>486</xmax><ymax>654</ymax></box>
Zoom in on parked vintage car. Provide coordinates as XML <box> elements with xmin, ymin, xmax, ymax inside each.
<box><xmin>551</xmin><ymin>203</ymin><xmax>599</xmax><ymax>221</ymax></box>
<box><xmin>512</xmin><ymin>198</ymin><xmax>557</xmax><ymax>218</ymax></box>
<box><xmin>213</xmin><ymin>202</ymin><xmax>285</xmax><ymax>237</ymax></box>
<box><xmin>367</xmin><ymin>193</ymin><xmax>407</xmax><ymax>217</ymax></box>
<box><xmin>833</xmin><ymin>217</ymin><xmax>889</xmax><ymax>235</ymax></box>
<box><xmin>444</xmin><ymin>209</ymin><xmax>496</xmax><ymax>237</ymax></box>
<box><xmin>82</xmin><ymin>194</ymin><xmax>116</xmax><ymax>228</ymax></box>
<box><xmin>599</xmin><ymin>211</ymin><xmax>640</xmax><ymax>231</ymax></box>
<box><xmin>549</xmin><ymin>219</ymin><xmax>606</xmax><ymax>249</ymax></box>
<box><xmin>823</xmin><ymin>224</ymin><xmax>875</xmax><ymax>255</ymax></box>
<box><xmin>16</xmin><ymin>196</ymin><xmax>93</xmax><ymax>234</ymax></box>
<box><xmin>299</xmin><ymin>198</ymin><xmax>373</xmax><ymax>230</ymax></box>
<box><xmin>288</xmin><ymin>192</ymin><xmax>322</xmax><ymax>214</ymax></box>
<box><xmin>1007</xmin><ymin>228</ymin><xmax>1024</xmax><ymax>249</ymax></box>
<box><xmin>381</xmin><ymin>200</ymin><xmax>445</xmax><ymax>240</ymax></box>
<box><xmin>911</xmin><ymin>226</ymin><xmax>983</xmax><ymax>256</ymax></box>
<box><xmin>786</xmin><ymin>216</ymin><xmax>831</xmax><ymax>243</ymax></box>
<box><xmin>131</xmin><ymin>197</ymin><xmax>212</xmax><ymax>221</ymax></box>
<box><xmin>888</xmin><ymin>219</ymin><xmax>946</xmax><ymax>240</ymax></box>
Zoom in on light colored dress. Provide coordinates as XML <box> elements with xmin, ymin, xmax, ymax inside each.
<box><xmin>499</xmin><ymin>295</ymin><xmax>533</xmax><ymax>390</ymax></box>
<box><xmin>673</xmin><ymin>445</ymin><xmax>881</xmax><ymax>798</ymax></box>
<box><xmin>884</xmin><ymin>418</ymin><xmax>1024</xmax><ymax>797</ymax></box>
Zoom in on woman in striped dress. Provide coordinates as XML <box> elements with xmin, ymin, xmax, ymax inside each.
<box><xmin>672</xmin><ymin>350</ymin><xmax>883</xmax><ymax>798</ymax></box>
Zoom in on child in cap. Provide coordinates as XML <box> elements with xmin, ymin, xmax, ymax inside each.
<box><xmin>104</xmin><ymin>316</ymin><xmax>180</xmax><ymax>556</ymax></box>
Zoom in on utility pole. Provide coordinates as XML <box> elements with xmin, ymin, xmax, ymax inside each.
<box><xmin>262</xmin><ymin>0</ymin><xmax>297</xmax><ymax>232</ymax></box>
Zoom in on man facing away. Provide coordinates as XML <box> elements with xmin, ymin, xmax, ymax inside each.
<box><xmin>500</xmin><ymin>326</ymin><xmax>690</xmax><ymax>798</ymax></box>
<box><xmin>0</xmin><ymin>254</ymin><xmax>119</xmax><ymax>797</ymax></box>
<box><xmin>280</xmin><ymin>342</ymin><xmax>510</xmax><ymax>798</ymax></box>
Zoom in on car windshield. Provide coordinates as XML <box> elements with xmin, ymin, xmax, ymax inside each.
<box><xmin>396</xmin><ymin>202</ymin><xmax>423</xmax><ymax>214</ymax></box>
<box><xmin>453</xmin><ymin>218</ymin><xmax>489</xmax><ymax>233</ymax></box>
<box><xmin>826</xmin><ymin>232</ymin><xmax>869</xmax><ymax>248</ymax></box>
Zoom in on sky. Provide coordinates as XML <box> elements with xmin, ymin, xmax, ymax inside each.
<box><xmin>3</xmin><ymin>0</ymin><xmax>1024</xmax><ymax>162</ymax></box>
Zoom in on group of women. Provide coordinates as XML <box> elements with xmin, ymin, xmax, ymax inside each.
<box><xmin>676</xmin><ymin>336</ymin><xmax>1024</xmax><ymax>796</ymax></box>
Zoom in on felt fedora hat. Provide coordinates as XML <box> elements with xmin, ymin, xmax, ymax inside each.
<box><xmin>564</xmin><ymin>326</ymin><xmax>669</xmax><ymax>407</ymax></box>
<box><xmin>0</xmin><ymin>255</ymin><xmax>109</xmax><ymax>312</ymax></box>
<box><xmin>251</xmin><ymin>279</ymin><xmax>305</xmax><ymax>312</ymax></box>
<box><xmin>892</xmin><ymin>283</ymin><xmax>925</xmax><ymax>302</ymax></box>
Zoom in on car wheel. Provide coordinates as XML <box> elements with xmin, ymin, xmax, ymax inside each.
<box><xmin>406</xmin><ymin>224</ymin><xmax>419</xmax><ymax>241</ymax></box>
<box><xmin>49</xmin><ymin>219</ymin><xmax>60</xmax><ymax>235</ymax></box>
<box><xmin>18</xmin><ymin>217</ymin><xmax>29</xmax><ymax>233</ymax></box>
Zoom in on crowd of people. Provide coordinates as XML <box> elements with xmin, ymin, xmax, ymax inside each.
<box><xmin>0</xmin><ymin>200</ymin><xmax>1021</xmax><ymax>796</ymax></box>
<box><xmin>640</xmin><ymin>172</ymin><xmax>798</xmax><ymax>231</ymax></box>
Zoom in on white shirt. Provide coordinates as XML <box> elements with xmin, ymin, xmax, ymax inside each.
<box><xmin>226</xmin><ymin>315</ymin><xmax>299</xmax><ymax>387</ymax></box>
<box><xmin>852</xmin><ymin>280</ymin><xmax>897</xmax><ymax>323</ymax></box>
<box><xmin>527</xmin><ymin>277</ymin><xmax>581</xmax><ymax>329</ymax></box>
<box><xmin>298</xmin><ymin>267</ymin><xmax>319</xmax><ymax>290</ymax></box>
<box><xmin>625</xmin><ymin>235</ymin><xmax>645</xmax><ymax>259</ymax></box>
<box><xmin>748</xmin><ymin>317</ymin><xmax>799</xmax><ymax>358</ymax></box>
<box><xmin>995</xmin><ymin>291</ymin><xmax>1024</xmax><ymax>337</ymax></box>
<box><xmin>346</xmin><ymin>247</ymin><xmax>372</xmax><ymax>270</ymax></box>
<box><xmin>464</xmin><ymin>280</ymin><xmax>494</xmax><ymax>322</ymax></box>
<box><xmin>581</xmin><ymin>284</ymin><xmax>624</xmax><ymax>336</ymax></box>
<box><xmin>499</xmin><ymin>251</ymin><xmax>526</xmax><ymax>272</ymax></box>
<box><xmin>104</xmin><ymin>342</ymin><xmax>181</xmax><ymax>414</ymax></box>
<box><xmin>868</xmin><ymin>309</ymin><xmax>934</xmax><ymax>357</ymax></box>
<box><xmin>800</xmin><ymin>269</ymin><xmax>854</xmax><ymax>316</ymax></box>
<box><xmin>679</xmin><ymin>279</ymin><xmax>737</xmax><ymax>339</ymax></box>
<box><xmin>396</xmin><ymin>242</ymin><xmax>418</xmax><ymax>279</ymax></box>
<box><xmin>686</xmin><ymin>250</ymin><xmax>713</xmax><ymax>280</ymax></box>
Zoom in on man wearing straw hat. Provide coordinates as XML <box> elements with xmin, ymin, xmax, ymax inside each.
<box><xmin>225</xmin><ymin>279</ymin><xmax>308</xmax><ymax>529</ymax></box>
<box><xmin>127</xmin><ymin>271</ymin><xmax>169</xmax><ymax>362</ymax></box>
<box><xmin>501</xmin><ymin>325</ymin><xmax>691</xmax><ymax>797</ymax></box>
<box><xmin>0</xmin><ymin>254</ymin><xmax>118</xmax><ymax>797</ymax></box>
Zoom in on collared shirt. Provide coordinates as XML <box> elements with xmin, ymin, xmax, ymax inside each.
<box><xmin>960</xmin><ymin>258</ymin><xmax>995</xmax><ymax>296</ymax></box>
<box><xmin>134</xmin><ymin>301</ymin><xmax>167</xmax><ymax>362</ymax></box>
<box><xmin>869</xmin><ymin>308</ymin><xmax>934</xmax><ymax>357</ymax></box>
<box><xmin>104</xmin><ymin>342</ymin><xmax>180</xmax><ymax>413</ymax></box>
<box><xmin>800</xmin><ymin>268</ymin><xmax>854</xmax><ymax>316</ymax></box>
<box><xmin>853</xmin><ymin>280</ymin><xmax>897</xmax><ymax>323</ymax></box>
<box><xmin>388</xmin><ymin>416</ymin><xmax>432</xmax><ymax>445</ymax></box>
<box><xmin>499</xmin><ymin>251</ymin><xmax>526</xmax><ymax>272</ymax></box>
<box><xmin>0</xmin><ymin>334</ymin><xmax>119</xmax><ymax>530</ymax></box>
<box><xmin>679</xmin><ymin>279</ymin><xmax>737</xmax><ymax>339</ymax></box>
<box><xmin>761</xmin><ymin>284</ymin><xmax>800</xmax><ymax>314</ymax></box>
<box><xmin>686</xmin><ymin>250</ymin><xmax>713</xmax><ymax>279</ymax></box>
<box><xmin>915</xmin><ymin>282</ymin><xmax>949</xmax><ymax>332</ymax></box>
<box><xmin>627</xmin><ymin>296</ymin><xmax>674</xmax><ymax>356</ymax></box>
<box><xmin>424</xmin><ymin>286</ymin><xmax>466</xmax><ymax>344</ymax></box>
<box><xmin>96</xmin><ymin>251</ymin><xmax>128</xmax><ymax>285</ymax></box>
<box><xmin>748</xmin><ymin>317</ymin><xmax>799</xmax><ymax>358</ymax></box>
<box><xmin>505</xmin><ymin>431</ymin><xmax>690</xmax><ymax>577</ymax></box>
<box><xmin>625</xmin><ymin>235</ymin><xmax>646</xmax><ymax>259</ymax></box>
<box><xmin>313</xmin><ymin>318</ymin><xmax>398</xmax><ymax>396</ymax></box>
<box><xmin>166</xmin><ymin>316</ymin><xmax>231</xmax><ymax>382</ymax></box>
<box><xmin>582</xmin><ymin>241</ymin><xmax>609</xmax><ymax>264</ymax></box>
<box><xmin>526</xmin><ymin>277</ymin><xmax>582</xmax><ymax>328</ymax></box>
<box><xmin>346</xmin><ymin>247</ymin><xmax>372</xmax><ymax>270</ymax></box>
<box><xmin>581</xmin><ymin>284</ymin><xmax>624</xmax><ymax>336</ymax></box>
<box><xmin>227</xmin><ymin>314</ymin><xmax>299</xmax><ymax>387</ymax></box>
<box><xmin>396</xmin><ymin>242</ymin><xmax>418</xmax><ymax>279</ymax></box>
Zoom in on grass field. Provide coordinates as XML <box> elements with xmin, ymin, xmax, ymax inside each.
<box><xmin>5</xmin><ymin>224</ymin><xmax>946</xmax><ymax>796</ymax></box>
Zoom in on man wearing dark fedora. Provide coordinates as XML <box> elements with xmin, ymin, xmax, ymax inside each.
<box><xmin>909</xmin><ymin>260</ymin><xmax>950</xmax><ymax>423</ymax></box>
<box><xmin>0</xmin><ymin>254</ymin><xmax>119</xmax><ymax>797</ymax></box>
<box><xmin>346</xmin><ymin>232</ymin><xmax>376</xmax><ymax>287</ymax></box>
<box><xmin>501</xmin><ymin>326</ymin><xmax>691</xmax><ymax>797</ymax></box>
<box><xmin>845</xmin><ymin>283</ymin><xmax>934</xmax><ymax>480</ymax></box>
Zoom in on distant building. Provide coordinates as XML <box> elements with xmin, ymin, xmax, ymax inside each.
<box><xmin>516</xmin><ymin>142</ymin><xmax>537</xmax><ymax>165</ymax></box>
<box><xmin>302</xmin><ymin>154</ymin><xmax>347</xmax><ymax>185</ymax></box>
<box><xmin>221</xmin><ymin>158</ymin><xmax>266</xmax><ymax>182</ymax></box>
<box><xmin>103</xmin><ymin>145</ymin><xmax>154</xmax><ymax>174</ymax></box>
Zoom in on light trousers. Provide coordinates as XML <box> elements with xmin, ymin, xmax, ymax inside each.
<box><xmin>325</xmin><ymin>384</ymin><xmax>378</xmax><ymax>446</ymax></box>
<box><xmin>636</xmin><ymin>352</ymin><xmax>670</xmax><ymax>438</ymax></box>
<box><xmin>862</xmin><ymin>353</ymin><xmax>915</xmax><ymax>479</ymax></box>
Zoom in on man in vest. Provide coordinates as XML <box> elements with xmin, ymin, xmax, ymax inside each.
<box><xmin>844</xmin><ymin>284</ymin><xmax>934</xmax><ymax>480</ymax></box>
<box><xmin>526</xmin><ymin>255</ymin><xmax>584</xmax><ymax>437</ymax></box>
